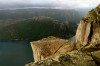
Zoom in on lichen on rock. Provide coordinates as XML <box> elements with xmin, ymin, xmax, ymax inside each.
<box><xmin>25</xmin><ymin>50</ymin><xmax>96</xmax><ymax>66</ymax></box>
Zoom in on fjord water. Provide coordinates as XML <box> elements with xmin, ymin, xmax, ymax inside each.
<box><xmin>0</xmin><ymin>40</ymin><xmax>33</xmax><ymax>66</ymax></box>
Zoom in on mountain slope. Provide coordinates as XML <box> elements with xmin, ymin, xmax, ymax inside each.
<box><xmin>0</xmin><ymin>16</ymin><xmax>77</xmax><ymax>40</ymax></box>
<box><xmin>0</xmin><ymin>8</ymin><xmax>82</xmax><ymax>23</ymax></box>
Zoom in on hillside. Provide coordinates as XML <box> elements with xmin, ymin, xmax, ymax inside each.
<box><xmin>0</xmin><ymin>19</ymin><xmax>22</xmax><ymax>30</ymax></box>
<box><xmin>0</xmin><ymin>16</ymin><xmax>77</xmax><ymax>40</ymax></box>
<box><xmin>0</xmin><ymin>8</ymin><xmax>82</xmax><ymax>23</ymax></box>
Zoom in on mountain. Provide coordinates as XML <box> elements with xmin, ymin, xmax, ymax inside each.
<box><xmin>0</xmin><ymin>16</ymin><xmax>77</xmax><ymax>40</ymax></box>
<box><xmin>0</xmin><ymin>8</ymin><xmax>82</xmax><ymax>23</ymax></box>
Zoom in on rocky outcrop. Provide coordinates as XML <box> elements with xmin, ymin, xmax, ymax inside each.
<box><xmin>30</xmin><ymin>36</ymin><xmax>75</xmax><ymax>62</ymax></box>
<box><xmin>76</xmin><ymin>4</ymin><xmax>100</xmax><ymax>50</ymax></box>
<box><xmin>91</xmin><ymin>50</ymin><xmax>100</xmax><ymax>65</ymax></box>
<box><xmin>25</xmin><ymin>4</ymin><xmax>100</xmax><ymax>66</ymax></box>
<box><xmin>25</xmin><ymin>50</ymin><xmax>96</xmax><ymax>66</ymax></box>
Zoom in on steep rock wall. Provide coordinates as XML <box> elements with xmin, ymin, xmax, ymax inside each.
<box><xmin>76</xmin><ymin>4</ymin><xmax>100</xmax><ymax>49</ymax></box>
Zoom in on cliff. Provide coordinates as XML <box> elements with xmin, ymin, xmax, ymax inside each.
<box><xmin>76</xmin><ymin>4</ymin><xmax>100</xmax><ymax>50</ymax></box>
<box><xmin>25</xmin><ymin>4</ymin><xmax>100</xmax><ymax>66</ymax></box>
<box><xmin>30</xmin><ymin>36</ymin><xmax>75</xmax><ymax>63</ymax></box>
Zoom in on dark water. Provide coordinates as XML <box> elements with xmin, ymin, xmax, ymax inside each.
<box><xmin>0</xmin><ymin>40</ymin><xmax>33</xmax><ymax>66</ymax></box>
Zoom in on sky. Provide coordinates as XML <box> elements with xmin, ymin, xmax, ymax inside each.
<box><xmin>0</xmin><ymin>0</ymin><xmax>100</xmax><ymax>9</ymax></box>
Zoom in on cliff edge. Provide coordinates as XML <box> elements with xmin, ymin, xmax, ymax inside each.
<box><xmin>25</xmin><ymin>4</ymin><xmax>100</xmax><ymax>66</ymax></box>
<box><xmin>76</xmin><ymin>4</ymin><xmax>100</xmax><ymax>50</ymax></box>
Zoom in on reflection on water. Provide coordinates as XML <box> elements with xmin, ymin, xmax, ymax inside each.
<box><xmin>0</xmin><ymin>40</ymin><xmax>33</xmax><ymax>66</ymax></box>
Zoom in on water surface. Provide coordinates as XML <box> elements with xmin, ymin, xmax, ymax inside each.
<box><xmin>0</xmin><ymin>40</ymin><xmax>33</xmax><ymax>66</ymax></box>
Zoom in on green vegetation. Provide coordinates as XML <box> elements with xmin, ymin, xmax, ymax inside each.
<box><xmin>0</xmin><ymin>8</ymin><xmax>82</xmax><ymax>23</ymax></box>
<box><xmin>0</xmin><ymin>8</ymin><xmax>81</xmax><ymax>40</ymax></box>
<box><xmin>0</xmin><ymin>16</ymin><xmax>77</xmax><ymax>40</ymax></box>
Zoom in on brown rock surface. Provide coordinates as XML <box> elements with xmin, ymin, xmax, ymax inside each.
<box><xmin>25</xmin><ymin>50</ymin><xmax>96</xmax><ymax>66</ymax></box>
<box><xmin>76</xmin><ymin>4</ymin><xmax>100</xmax><ymax>50</ymax></box>
<box><xmin>31</xmin><ymin>36</ymin><xmax>75</xmax><ymax>62</ymax></box>
<box><xmin>91</xmin><ymin>50</ymin><xmax>100</xmax><ymax>65</ymax></box>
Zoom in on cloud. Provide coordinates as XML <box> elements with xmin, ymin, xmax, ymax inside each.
<box><xmin>0</xmin><ymin>0</ymin><xmax>99</xmax><ymax>8</ymax></box>
<box><xmin>54</xmin><ymin>0</ymin><xmax>100</xmax><ymax>8</ymax></box>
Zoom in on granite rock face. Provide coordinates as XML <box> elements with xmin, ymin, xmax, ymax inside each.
<box><xmin>76</xmin><ymin>4</ymin><xmax>100</xmax><ymax>50</ymax></box>
<box><xmin>25</xmin><ymin>50</ymin><xmax>96</xmax><ymax>66</ymax></box>
<box><xmin>30</xmin><ymin>36</ymin><xmax>75</xmax><ymax>62</ymax></box>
